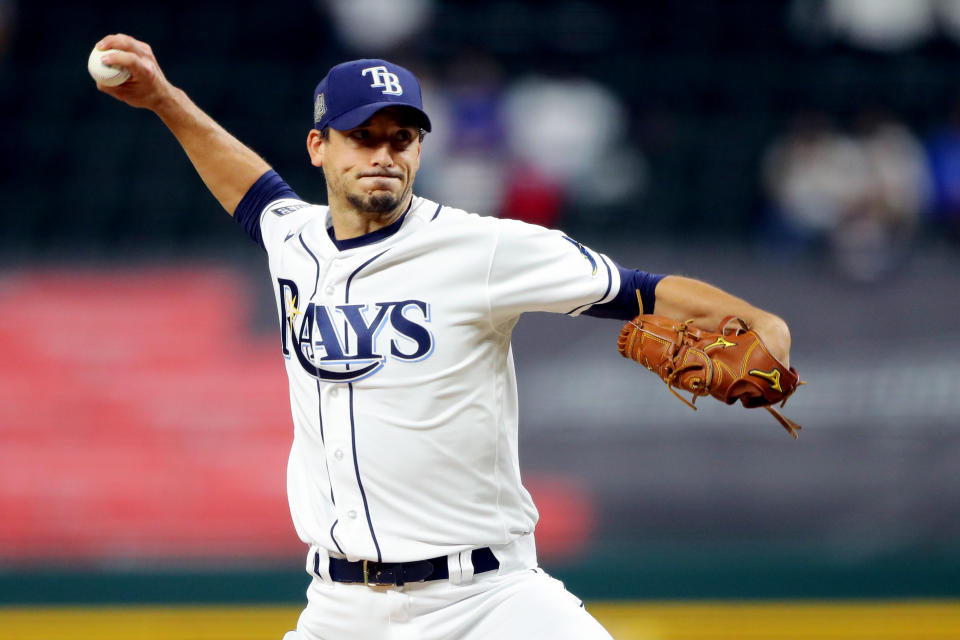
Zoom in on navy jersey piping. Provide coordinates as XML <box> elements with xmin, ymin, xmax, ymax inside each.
<box><xmin>299</xmin><ymin>233</ymin><xmax>336</xmax><ymax>507</ymax></box>
<box><xmin>349</xmin><ymin>382</ymin><xmax>382</xmax><ymax>563</ymax></box>
<box><xmin>316</xmin><ymin>375</ymin><xmax>336</xmax><ymax>510</ymax></box>
<box><xmin>330</xmin><ymin>520</ymin><xmax>344</xmax><ymax>555</ymax></box>
<box><xmin>345</xmin><ymin>250</ymin><xmax>390</xmax><ymax>302</ymax></box>
<box><xmin>297</xmin><ymin>233</ymin><xmax>325</xmax><ymax>440</ymax></box>
<box><xmin>327</xmin><ymin>199</ymin><xmax>413</xmax><ymax>251</ymax></box>
<box><xmin>341</xmin><ymin>248</ymin><xmax>391</xmax><ymax>563</ymax></box>
<box><xmin>315</xmin><ymin>380</ymin><xmax>326</xmax><ymax>445</ymax></box>
<box><xmin>567</xmin><ymin>252</ymin><xmax>614</xmax><ymax>315</ymax></box>
<box><xmin>430</xmin><ymin>203</ymin><xmax>442</xmax><ymax>220</ymax></box>
<box><xmin>299</xmin><ymin>234</ymin><xmax>322</xmax><ymax>300</ymax></box>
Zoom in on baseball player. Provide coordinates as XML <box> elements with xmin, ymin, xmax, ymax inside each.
<box><xmin>94</xmin><ymin>34</ymin><xmax>792</xmax><ymax>640</ymax></box>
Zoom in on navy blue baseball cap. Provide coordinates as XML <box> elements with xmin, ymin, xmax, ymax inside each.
<box><xmin>313</xmin><ymin>59</ymin><xmax>431</xmax><ymax>132</ymax></box>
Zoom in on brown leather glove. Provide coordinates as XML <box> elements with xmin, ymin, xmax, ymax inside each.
<box><xmin>618</xmin><ymin>310</ymin><xmax>803</xmax><ymax>438</ymax></box>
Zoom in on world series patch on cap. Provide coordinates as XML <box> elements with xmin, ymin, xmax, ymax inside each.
<box><xmin>313</xmin><ymin>59</ymin><xmax>432</xmax><ymax>132</ymax></box>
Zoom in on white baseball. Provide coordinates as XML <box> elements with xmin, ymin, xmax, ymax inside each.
<box><xmin>87</xmin><ymin>46</ymin><xmax>131</xmax><ymax>87</ymax></box>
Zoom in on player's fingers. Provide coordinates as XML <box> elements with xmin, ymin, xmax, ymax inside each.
<box><xmin>96</xmin><ymin>33</ymin><xmax>156</xmax><ymax>62</ymax></box>
<box><xmin>94</xmin><ymin>47</ymin><xmax>174</xmax><ymax>109</ymax></box>
<box><xmin>95</xmin><ymin>49</ymin><xmax>164</xmax><ymax>102</ymax></box>
<box><xmin>98</xmin><ymin>49</ymin><xmax>143</xmax><ymax>76</ymax></box>
<box><xmin>96</xmin><ymin>33</ymin><xmax>135</xmax><ymax>53</ymax></box>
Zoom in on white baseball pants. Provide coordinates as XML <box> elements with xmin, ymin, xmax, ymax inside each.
<box><xmin>286</xmin><ymin>536</ymin><xmax>612</xmax><ymax>640</ymax></box>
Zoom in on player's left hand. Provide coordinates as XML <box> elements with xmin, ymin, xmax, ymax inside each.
<box><xmin>617</xmin><ymin>310</ymin><xmax>803</xmax><ymax>438</ymax></box>
<box><xmin>746</xmin><ymin>313</ymin><xmax>791</xmax><ymax>368</ymax></box>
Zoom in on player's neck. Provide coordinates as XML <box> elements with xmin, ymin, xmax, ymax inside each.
<box><xmin>328</xmin><ymin>193</ymin><xmax>412</xmax><ymax>241</ymax></box>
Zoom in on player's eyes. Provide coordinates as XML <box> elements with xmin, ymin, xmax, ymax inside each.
<box><xmin>392</xmin><ymin>130</ymin><xmax>416</xmax><ymax>148</ymax></box>
<box><xmin>347</xmin><ymin>128</ymin><xmax>415</xmax><ymax>148</ymax></box>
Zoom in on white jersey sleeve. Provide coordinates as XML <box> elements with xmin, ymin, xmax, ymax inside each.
<box><xmin>259</xmin><ymin>197</ymin><xmax>318</xmax><ymax>252</ymax></box>
<box><xmin>234</xmin><ymin>170</ymin><xmax>324</xmax><ymax>252</ymax></box>
<box><xmin>487</xmin><ymin>217</ymin><xmax>620</xmax><ymax>325</ymax></box>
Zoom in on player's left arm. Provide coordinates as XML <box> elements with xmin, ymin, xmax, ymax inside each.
<box><xmin>652</xmin><ymin>275</ymin><xmax>791</xmax><ymax>367</ymax></box>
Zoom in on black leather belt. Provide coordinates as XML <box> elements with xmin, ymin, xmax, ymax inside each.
<box><xmin>328</xmin><ymin>547</ymin><xmax>499</xmax><ymax>586</ymax></box>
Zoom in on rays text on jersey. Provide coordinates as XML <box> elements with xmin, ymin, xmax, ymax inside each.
<box><xmin>277</xmin><ymin>279</ymin><xmax>433</xmax><ymax>382</ymax></box>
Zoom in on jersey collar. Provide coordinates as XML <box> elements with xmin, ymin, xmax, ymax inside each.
<box><xmin>326</xmin><ymin>199</ymin><xmax>413</xmax><ymax>251</ymax></box>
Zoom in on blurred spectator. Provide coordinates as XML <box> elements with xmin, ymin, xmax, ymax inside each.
<box><xmin>789</xmin><ymin>0</ymin><xmax>960</xmax><ymax>51</ymax></box>
<box><xmin>418</xmin><ymin>63</ymin><xmax>645</xmax><ymax>228</ymax></box>
<box><xmin>923</xmin><ymin>100</ymin><xmax>960</xmax><ymax>240</ymax></box>
<box><xmin>500</xmin><ymin>75</ymin><xmax>645</xmax><ymax>227</ymax></box>
<box><xmin>763</xmin><ymin>110</ymin><xmax>931</xmax><ymax>281</ymax></box>
<box><xmin>832</xmin><ymin>110</ymin><xmax>931</xmax><ymax>280</ymax></box>
<box><xmin>502</xmin><ymin>76</ymin><xmax>625</xmax><ymax>188</ymax></box>
<box><xmin>935</xmin><ymin>0</ymin><xmax>960</xmax><ymax>42</ymax></box>
<box><xmin>416</xmin><ymin>52</ymin><xmax>510</xmax><ymax>218</ymax></box>
<box><xmin>318</xmin><ymin>0</ymin><xmax>434</xmax><ymax>53</ymax></box>
<box><xmin>763</xmin><ymin>112</ymin><xmax>869</xmax><ymax>241</ymax></box>
<box><xmin>499</xmin><ymin>162</ymin><xmax>564</xmax><ymax>228</ymax></box>
<box><xmin>789</xmin><ymin>0</ymin><xmax>936</xmax><ymax>51</ymax></box>
<box><xmin>827</xmin><ymin>0</ymin><xmax>935</xmax><ymax>51</ymax></box>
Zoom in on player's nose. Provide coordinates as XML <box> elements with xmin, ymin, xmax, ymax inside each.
<box><xmin>369</xmin><ymin>141</ymin><xmax>395</xmax><ymax>167</ymax></box>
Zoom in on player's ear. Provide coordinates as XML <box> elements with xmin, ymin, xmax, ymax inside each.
<box><xmin>307</xmin><ymin>129</ymin><xmax>324</xmax><ymax>167</ymax></box>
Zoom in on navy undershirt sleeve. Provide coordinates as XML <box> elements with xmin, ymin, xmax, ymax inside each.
<box><xmin>233</xmin><ymin>169</ymin><xmax>300</xmax><ymax>250</ymax></box>
<box><xmin>583</xmin><ymin>264</ymin><xmax>664</xmax><ymax>320</ymax></box>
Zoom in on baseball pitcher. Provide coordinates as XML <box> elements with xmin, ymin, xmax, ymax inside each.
<box><xmin>93</xmin><ymin>33</ymin><xmax>798</xmax><ymax>640</ymax></box>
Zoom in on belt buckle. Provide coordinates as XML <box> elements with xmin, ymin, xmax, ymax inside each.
<box><xmin>362</xmin><ymin>560</ymin><xmax>391</xmax><ymax>587</ymax></box>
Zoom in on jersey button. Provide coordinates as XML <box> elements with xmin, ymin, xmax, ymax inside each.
<box><xmin>334</xmin><ymin>449</ymin><xmax>344</xmax><ymax>461</ymax></box>
<box><xmin>347</xmin><ymin>510</ymin><xmax>357</xmax><ymax>520</ymax></box>
<box><xmin>330</xmin><ymin>388</ymin><xmax>339</xmax><ymax>398</ymax></box>
<box><xmin>325</xmin><ymin>285</ymin><xmax>334</xmax><ymax>295</ymax></box>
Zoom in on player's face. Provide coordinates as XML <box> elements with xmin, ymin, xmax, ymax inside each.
<box><xmin>308</xmin><ymin>108</ymin><xmax>422</xmax><ymax>218</ymax></box>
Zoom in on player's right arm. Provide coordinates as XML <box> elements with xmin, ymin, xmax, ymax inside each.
<box><xmin>94</xmin><ymin>33</ymin><xmax>270</xmax><ymax>216</ymax></box>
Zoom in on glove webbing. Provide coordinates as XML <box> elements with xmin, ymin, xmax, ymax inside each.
<box><xmin>630</xmin><ymin>292</ymin><xmax>803</xmax><ymax>439</ymax></box>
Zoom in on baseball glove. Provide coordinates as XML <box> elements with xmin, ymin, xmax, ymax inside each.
<box><xmin>617</xmin><ymin>298</ymin><xmax>803</xmax><ymax>438</ymax></box>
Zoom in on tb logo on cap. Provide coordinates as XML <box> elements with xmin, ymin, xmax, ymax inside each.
<box><xmin>362</xmin><ymin>65</ymin><xmax>403</xmax><ymax>96</ymax></box>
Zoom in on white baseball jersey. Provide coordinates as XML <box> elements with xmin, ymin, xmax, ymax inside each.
<box><xmin>257</xmin><ymin>194</ymin><xmax>620</xmax><ymax>563</ymax></box>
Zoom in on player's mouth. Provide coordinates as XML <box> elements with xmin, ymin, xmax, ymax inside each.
<box><xmin>358</xmin><ymin>171</ymin><xmax>402</xmax><ymax>180</ymax></box>
<box><xmin>360</xmin><ymin>178</ymin><xmax>401</xmax><ymax>191</ymax></box>
<box><xmin>358</xmin><ymin>175</ymin><xmax>402</xmax><ymax>193</ymax></box>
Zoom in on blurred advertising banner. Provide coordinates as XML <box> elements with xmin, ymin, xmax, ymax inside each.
<box><xmin>0</xmin><ymin>266</ymin><xmax>592</xmax><ymax>566</ymax></box>
<box><xmin>0</xmin><ymin>267</ymin><xmax>299</xmax><ymax>563</ymax></box>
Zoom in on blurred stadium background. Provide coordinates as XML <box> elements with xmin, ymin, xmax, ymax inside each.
<box><xmin>2</xmin><ymin>0</ymin><xmax>960</xmax><ymax>638</ymax></box>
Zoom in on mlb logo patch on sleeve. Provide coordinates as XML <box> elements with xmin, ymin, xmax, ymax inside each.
<box><xmin>271</xmin><ymin>203</ymin><xmax>311</xmax><ymax>217</ymax></box>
